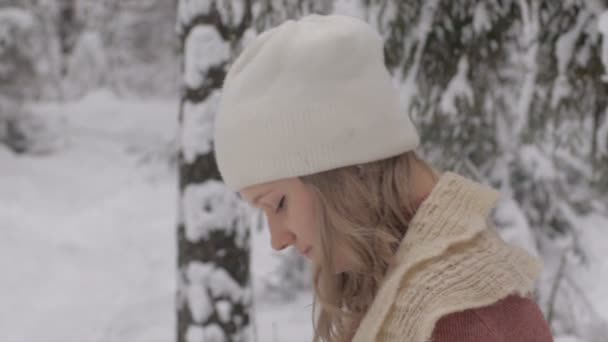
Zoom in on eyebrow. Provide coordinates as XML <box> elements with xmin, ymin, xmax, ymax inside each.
<box><xmin>251</xmin><ymin>190</ymin><xmax>273</xmax><ymax>206</ymax></box>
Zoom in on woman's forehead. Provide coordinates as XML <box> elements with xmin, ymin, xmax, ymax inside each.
<box><xmin>240</xmin><ymin>188</ymin><xmax>272</xmax><ymax>205</ymax></box>
<box><xmin>239</xmin><ymin>178</ymin><xmax>298</xmax><ymax>201</ymax></box>
<box><xmin>239</xmin><ymin>182</ymin><xmax>279</xmax><ymax>203</ymax></box>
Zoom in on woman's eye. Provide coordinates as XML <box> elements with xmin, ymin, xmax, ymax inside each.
<box><xmin>275</xmin><ymin>196</ymin><xmax>286</xmax><ymax>213</ymax></box>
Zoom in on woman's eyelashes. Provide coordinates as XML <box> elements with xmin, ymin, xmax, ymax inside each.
<box><xmin>275</xmin><ymin>196</ymin><xmax>286</xmax><ymax>213</ymax></box>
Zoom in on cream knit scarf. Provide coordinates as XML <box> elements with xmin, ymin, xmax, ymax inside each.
<box><xmin>351</xmin><ymin>172</ymin><xmax>543</xmax><ymax>342</ymax></box>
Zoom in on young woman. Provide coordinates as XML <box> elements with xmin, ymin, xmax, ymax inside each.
<box><xmin>213</xmin><ymin>14</ymin><xmax>554</xmax><ymax>342</ymax></box>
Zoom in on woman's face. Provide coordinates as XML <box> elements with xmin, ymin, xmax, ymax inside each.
<box><xmin>239</xmin><ymin>177</ymin><xmax>320</xmax><ymax>262</ymax></box>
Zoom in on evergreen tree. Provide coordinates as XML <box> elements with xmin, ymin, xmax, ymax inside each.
<box><xmin>358</xmin><ymin>0</ymin><xmax>608</xmax><ymax>338</ymax></box>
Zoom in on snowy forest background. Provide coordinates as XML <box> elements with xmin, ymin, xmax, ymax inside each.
<box><xmin>1</xmin><ymin>0</ymin><xmax>608</xmax><ymax>341</ymax></box>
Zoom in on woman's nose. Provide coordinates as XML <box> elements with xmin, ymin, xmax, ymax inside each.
<box><xmin>268</xmin><ymin>220</ymin><xmax>295</xmax><ymax>251</ymax></box>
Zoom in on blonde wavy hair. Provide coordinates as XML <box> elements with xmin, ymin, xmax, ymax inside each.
<box><xmin>300</xmin><ymin>151</ymin><xmax>438</xmax><ymax>342</ymax></box>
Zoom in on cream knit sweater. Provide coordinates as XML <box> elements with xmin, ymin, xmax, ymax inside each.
<box><xmin>351</xmin><ymin>172</ymin><xmax>543</xmax><ymax>342</ymax></box>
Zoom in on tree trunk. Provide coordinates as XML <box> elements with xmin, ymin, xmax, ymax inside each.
<box><xmin>176</xmin><ymin>1</ymin><xmax>254</xmax><ymax>341</ymax></box>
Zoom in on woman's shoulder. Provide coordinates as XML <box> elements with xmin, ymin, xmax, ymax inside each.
<box><xmin>431</xmin><ymin>294</ymin><xmax>554</xmax><ymax>342</ymax></box>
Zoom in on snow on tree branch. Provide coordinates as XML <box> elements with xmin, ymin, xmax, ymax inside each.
<box><xmin>185</xmin><ymin>323</ymin><xmax>226</xmax><ymax>342</ymax></box>
<box><xmin>216</xmin><ymin>0</ymin><xmax>247</xmax><ymax>26</ymax></box>
<box><xmin>182</xmin><ymin>180</ymin><xmax>249</xmax><ymax>247</ymax></box>
<box><xmin>180</xmin><ymin>90</ymin><xmax>221</xmax><ymax>162</ymax></box>
<box><xmin>598</xmin><ymin>10</ymin><xmax>608</xmax><ymax>82</ymax></box>
<box><xmin>439</xmin><ymin>56</ymin><xmax>473</xmax><ymax>116</ymax></box>
<box><xmin>473</xmin><ymin>2</ymin><xmax>491</xmax><ymax>34</ymax></box>
<box><xmin>400</xmin><ymin>0</ymin><xmax>440</xmax><ymax>114</ymax></box>
<box><xmin>332</xmin><ymin>0</ymin><xmax>366</xmax><ymax>19</ymax></box>
<box><xmin>551</xmin><ymin>9</ymin><xmax>591</xmax><ymax>109</ymax></box>
<box><xmin>513</xmin><ymin>0</ymin><xmax>540</xmax><ymax>138</ymax></box>
<box><xmin>0</xmin><ymin>7</ymin><xmax>35</xmax><ymax>31</ymax></box>
<box><xmin>185</xmin><ymin>261</ymin><xmax>251</xmax><ymax>341</ymax></box>
<box><xmin>184</xmin><ymin>25</ymin><xmax>230</xmax><ymax>89</ymax></box>
<box><xmin>177</xmin><ymin>0</ymin><xmax>213</xmax><ymax>34</ymax></box>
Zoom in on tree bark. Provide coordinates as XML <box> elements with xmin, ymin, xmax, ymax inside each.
<box><xmin>176</xmin><ymin>1</ymin><xmax>254</xmax><ymax>341</ymax></box>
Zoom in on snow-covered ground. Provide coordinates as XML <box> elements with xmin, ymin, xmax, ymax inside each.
<box><xmin>578</xmin><ymin>213</ymin><xmax>608</xmax><ymax>318</ymax></box>
<box><xmin>0</xmin><ymin>90</ymin><xmax>312</xmax><ymax>342</ymax></box>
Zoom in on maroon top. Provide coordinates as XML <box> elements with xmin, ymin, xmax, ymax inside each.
<box><xmin>432</xmin><ymin>294</ymin><xmax>554</xmax><ymax>341</ymax></box>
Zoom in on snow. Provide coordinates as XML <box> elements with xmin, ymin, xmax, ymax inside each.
<box><xmin>216</xmin><ymin>0</ymin><xmax>246</xmax><ymax>25</ymax></box>
<box><xmin>549</xmin><ymin>211</ymin><xmax>608</xmax><ymax>341</ymax></box>
<box><xmin>186</xmin><ymin>325</ymin><xmax>205</xmax><ymax>342</ymax></box>
<box><xmin>187</xmin><ymin>264</ymin><xmax>215</xmax><ymax>323</ymax></box>
<box><xmin>254</xmin><ymin>292</ymin><xmax>313</xmax><ymax>342</ymax></box>
<box><xmin>599</xmin><ymin>10</ymin><xmax>608</xmax><ymax>81</ymax></box>
<box><xmin>0</xmin><ymin>7</ymin><xmax>35</xmax><ymax>30</ymax></box>
<box><xmin>577</xmin><ymin>214</ymin><xmax>608</xmax><ymax>318</ymax></box>
<box><xmin>184</xmin><ymin>26</ymin><xmax>230</xmax><ymax>88</ymax></box>
<box><xmin>0</xmin><ymin>90</ymin><xmax>177</xmax><ymax>341</ymax></box>
<box><xmin>555</xmin><ymin>336</ymin><xmax>584</xmax><ymax>342</ymax></box>
<box><xmin>494</xmin><ymin>197</ymin><xmax>540</xmax><ymax>257</ymax></box>
<box><xmin>181</xmin><ymin>90</ymin><xmax>220</xmax><ymax>161</ymax></box>
<box><xmin>439</xmin><ymin>56</ymin><xmax>473</xmax><ymax>116</ymax></box>
<box><xmin>598</xmin><ymin>107</ymin><xmax>608</xmax><ymax>155</ymax></box>
<box><xmin>494</xmin><ymin>190</ymin><xmax>608</xmax><ymax>341</ymax></box>
<box><xmin>0</xmin><ymin>90</ymin><xmax>312</xmax><ymax>341</ymax></box>
<box><xmin>364</xmin><ymin>0</ymin><xmax>398</xmax><ymax>38</ymax></box>
<box><xmin>473</xmin><ymin>2</ymin><xmax>491</xmax><ymax>33</ymax></box>
<box><xmin>399</xmin><ymin>0</ymin><xmax>440</xmax><ymax>114</ymax></box>
<box><xmin>550</xmin><ymin>74</ymin><xmax>571</xmax><ymax>110</ymax></box>
<box><xmin>519</xmin><ymin>144</ymin><xmax>556</xmax><ymax>180</ymax></box>
<box><xmin>182</xmin><ymin>180</ymin><xmax>248</xmax><ymax>247</ymax></box>
<box><xmin>216</xmin><ymin>300</ymin><xmax>232</xmax><ymax>323</ymax></box>
<box><xmin>177</xmin><ymin>0</ymin><xmax>212</xmax><ymax>33</ymax></box>
<box><xmin>332</xmin><ymin>0</ymin><xmax>366</xmax><ymax>19</ymax></box>
<box><xmin>200</xmin><ymin>324</ymin><xmax>226</xmax><ymax>342</ymax></box>
<box><xmin>64</xmin><ymin>31</ymin><xmax>108</xmax><ymax>99</ymax></box>
<box><xmin>232</xmin><ymin>1</ymin><xmax>246</xmax><ymax>24</ymax></box>
<box><xmin>555</xmin><ymin>13</ymin><xmax>586</xmax><ymax>75</ymax></box>
<box><xmin>186</xmin><ymin>261</ymin><xmax>248</xmax><ymax>304</ymax></box>
<box><xmin>513</xmin><ymin>0</ymin><xmax>540</xmax><ymax>138</ymax></box>
<box><xmin>599</xmin><ymin>10</ymin><xmax>608</xmax><ymax>40</ymax></box>
<box><xmin>414</xmin><ymin>0</ymin><xmax>439</xmax><ymax>42</ymax></box>
<box><xmin>552</xmin><ymin>10</ymin><xmax>590</xmax><ymax>108</ymax></box>
<box><xmin>554</xmin><ymin>148</ymin><xmax>593</xmax><ymax>179</ymax></box>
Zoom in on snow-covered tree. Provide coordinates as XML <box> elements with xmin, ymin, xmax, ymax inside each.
<box><xmin>355</xmin><ymin>0</ymin><xmax>608</xmax><ymax>338</ymax></box>
<box><xmin>62</xmin><ymin>31</ymin><xmax>107</xmax><ymax>99</ymax></box>
<box><xmin>176</xmin><ymin>1</ymin><xmax>256</xmax><ymax>341</ymax></box>
<box><xmin>0</xmin><ymin>6</ymin><xmax>37</xmax><ymax>152</ymax></box>
<box><xmin>253</xmin><ymin>0</ymin><xmax>332</xmax><ymax>29</ymax></box>
<box><xmin>101</xmin><ymin>0</ymin><xmax>178</xmax><ymax>96</ymax></box>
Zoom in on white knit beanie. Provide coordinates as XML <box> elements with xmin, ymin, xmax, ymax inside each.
<box><xmin>214</xmin><ymin>14</ymin><xmax>419</xmax><ymax>190</ymax></box>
